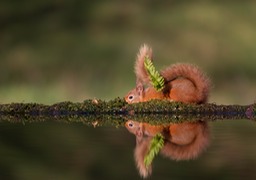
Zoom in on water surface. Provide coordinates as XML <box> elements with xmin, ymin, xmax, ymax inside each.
<box><xmin>0</xmin><ymin>118</ymin><xmax>255</xmax><ymax>180</ymax></box>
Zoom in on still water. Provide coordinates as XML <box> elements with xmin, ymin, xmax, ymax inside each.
<box><xmin>0</xmin><ymin>118</ymin><xmax>255</xmax><ymax>180</ymax></box>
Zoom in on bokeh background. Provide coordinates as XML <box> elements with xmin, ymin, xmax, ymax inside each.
<box><xmin>0</xmin><ymin>0</ymin><xmax>256</xmax><ymax>104</ymax></box>
<box><xmin>1</xmin><ymin>1</ymin><xmax>256</xmax><ymax>180</ymax></box>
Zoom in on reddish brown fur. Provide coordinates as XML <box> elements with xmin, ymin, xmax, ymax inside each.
<box><xmin>125</xmin><ymin>44</ymin><xmax>211</xmax><ymax>104</ymax></box>
<box><xmin>135</xmin><ymin>44</ymin><xmax>153</xmax><ymax>84</ymax></box>
<box><xmin>161</xmin><ymin>63</ymin><xmax>210</xmax><ymax>103</ymax></box>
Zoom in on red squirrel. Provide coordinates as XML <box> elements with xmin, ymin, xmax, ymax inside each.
<box><xmin>125</xmin><ymin>120</ymin><xmax>209</xmax><ymax>178</ymax></box>
<box><xmin>125</xmin><ymin>44</ymin><xmax>211</xmax><ymax>104</ymax></box>
<box><xmin>124</xmin><ymin>44</ymin><xmax>211</xmax><ymax>178</ymax></box>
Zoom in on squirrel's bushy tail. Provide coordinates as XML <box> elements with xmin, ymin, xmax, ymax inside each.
<box><xmin>135</xmin><ymin>44</ymin><xmax>153</xmax><ymax>84</ymax></box>
<box><xmin>161</xmin><ymin>63</ymin><xmax>211</xmax><ymax>103</ymax></box>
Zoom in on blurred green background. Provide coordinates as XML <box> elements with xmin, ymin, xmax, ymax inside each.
<box><xmin>1</xmin><ymin>1</ymin><xmax>256</xmax><ymax>180</ymax></box>
<box><xmin>0</xmin><ymin>0</ymin><xmax>256</xmax><ymax>104</ymax></box>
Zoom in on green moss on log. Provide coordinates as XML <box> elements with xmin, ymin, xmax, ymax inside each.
<box><xmin>0</xmin><ymin>98</ymin><xmax>254</xmax><ymax>126</ymax></box>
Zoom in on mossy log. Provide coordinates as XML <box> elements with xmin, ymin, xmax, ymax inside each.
<box><xmin>0</xmin><ymin>98</ymin><xmax>254</xmax><ymax>126</ymax></box>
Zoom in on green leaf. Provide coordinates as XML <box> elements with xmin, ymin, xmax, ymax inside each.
<box><xmin>144</xmin><ymin>57</ymin><xmax>165</xmax><ymax>91</ymax></box>
<box><xmin>144</xmin><ymin>133</ymin><xmax>164</xmax><ymax>167</ymax></box>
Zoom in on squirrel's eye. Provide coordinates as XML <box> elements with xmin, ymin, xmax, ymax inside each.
<box><xmin>128</xmin><ymin>95</ymin><xmax>134</xmax><ymax>100</ymax></box>
<box><xmin>128</xmin><ymin>122</ymin><xmax>133</xmax><ymax>128</ymax></box>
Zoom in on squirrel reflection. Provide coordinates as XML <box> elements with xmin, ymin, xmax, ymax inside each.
<box><xmin>125</xmin><ymin>120</ymin><xmax>209</xmax><ymax>178</ymax></box>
